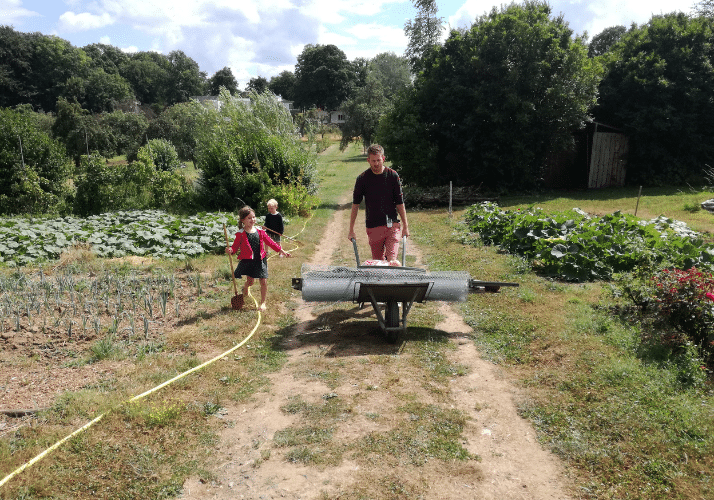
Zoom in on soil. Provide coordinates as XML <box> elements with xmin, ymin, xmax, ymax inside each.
<box><xmin>178</xmin><ymin>191</ymin><xmax>576</xmax><ymax>499</ymax></box>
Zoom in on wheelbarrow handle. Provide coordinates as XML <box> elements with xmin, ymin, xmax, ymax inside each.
<box><xmin>401</xmin><ymin>235</ymin><xmax>407</xmax><ymax>267</ymax></box>
<box><xmin>351</xmin><ymin>238</ymin><xmax>360</xmax><ymax>267</ymax></box>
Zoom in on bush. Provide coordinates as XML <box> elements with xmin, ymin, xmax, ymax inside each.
<box><xmin>650</xmin><ymin>268</ymin><xmax>714</xmax><ymax>356</ymax></box>
<box><xmin>138</xmin><ymin>139</ymin><xmax>181</xmax><ymax>172</ymax></box>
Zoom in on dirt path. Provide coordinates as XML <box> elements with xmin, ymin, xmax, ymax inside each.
<box><xmin>180</xmin><ymin>190</ymin><xmax>574</xmax><ymax>499</ymax></box>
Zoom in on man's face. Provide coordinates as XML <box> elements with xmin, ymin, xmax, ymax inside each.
<box><xmin>368</xmin><ymin>153</ymin><xmax>385</xmax><ymax>174</ymax></box>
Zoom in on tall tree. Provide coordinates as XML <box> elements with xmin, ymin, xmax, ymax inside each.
<box><xmin>246</xmin><ymin>76</ymin><xmax>269</xmax><ymax>94</ymax></box>
<box><xmin>369</xmin><ymin>52</ymin><xmax>412</xmax><ymax>100</ymax></box>
<box><xmin>268</xmin><ymin>70</ymin><xmax>297</xmax><ymax>101</ymax></box>
<box><xmin>693</xmin><ymin>0</ymin><xmax>714</xmax><ymax>17</ymax></box>
<box><xmin>120</xmin><ymin>51</ymin><xmax>171</xmax><ymax>106</ymax></box>
<box><xmin>595</xmin><ymin>13</ymin><xmax>714</xmax><ymax>185</ymax></box>
<box><xmin>82</xmin><ymin>43</ymin><xmax>130</xmax><ymax>74</ymax></box>
<box><xmin>404</xmin><ymin>0</ymin><xmax>443</xmax><ymax>73</ymax></box>
<box><xmin>293</xmin><ymin>44</ymin><xmax>355</xmax><ymax>110</ymax></box>
<box><xmin>0</xmin><ymin>26</ymin><xmax>35</xmax><ymax>108</ymax></box>
<box><xmin>339</xmin><ymin>76</ymin><xmax>391</xmax><ymax>151</ymax></box>
<box><xmin>165</xmin><ymin>50</ymin><xmax>206</xmax><ymax>105</ymax></box>
<box><xmin>0</xmin><ymin>105</ymin><xmax>73</xmax><ymax>214</ymax></box>
<box><xmin>381</xmin><ymin>0</ymin><xmax>601</xmax><ymax>189</ymax></box>
<box><xmin>588</xmin><ymin>25</ymin><xmax>627</xmax><ymax>57</ymax></box>
<box><xmin>208</xmin><ymin>66</ymin><xmax>238</xmax><ymax>95</ymax></box>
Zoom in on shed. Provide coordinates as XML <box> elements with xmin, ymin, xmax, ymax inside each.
<box><xmin>543</xmin><ymin>121</ymin><xmax>629</xmax><ymax>189</ymax></box>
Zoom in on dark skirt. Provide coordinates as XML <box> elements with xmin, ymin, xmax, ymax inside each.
<box><xmin>235</xmin><ymin>257</ymin><xmax>268</xmax><ymax>279</ymax></box>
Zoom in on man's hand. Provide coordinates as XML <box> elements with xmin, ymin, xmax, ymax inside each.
<box><xmin>348</xmin><ymin>230</ymin><xmax>356</xmax><ymax>242</ymax></box>
<box><xmin>401</xmin><ymin>226</ymin><xmax>410</xmax><ymax>238</ymax></box>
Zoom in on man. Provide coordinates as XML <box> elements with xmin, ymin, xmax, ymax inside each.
<box><xmin>347</xmin><ymin>144</ymin><xmax>409</xmax><ymax>262</ymax></box>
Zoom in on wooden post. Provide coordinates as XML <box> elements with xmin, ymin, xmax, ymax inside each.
<box><xmin>634</xmin><ymin>186</ymin><xmax>642</xmax><ymax>216</ymax></box>
<box><xmin>449</xmin><ymin>181</ymin><xmax>453</xmax><ymax>218</ymax></box>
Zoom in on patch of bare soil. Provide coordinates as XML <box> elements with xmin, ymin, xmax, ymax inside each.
<box><xmin>180</xmin><ymin>192</ymin><xmax>575</xmax><ymax>499</ymax></box>
<box><xmin>0</xmin><ymin>268</ymin><xmax>222</xmax><ymax>435</ymax></box>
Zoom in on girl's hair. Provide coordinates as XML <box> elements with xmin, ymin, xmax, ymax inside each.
<box><xmin>266</xmin><ymin>199</ymin><xmax>278</xmax><ymax>208</ymax></box>
<box><xmin>238</xmin><ymin>206</ymin><xmax>254</xmax><ymax>229</ymax></box>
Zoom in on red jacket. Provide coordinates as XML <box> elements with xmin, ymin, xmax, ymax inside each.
<box><xmin>229</xmin><ymin>227</ymin><xmax>282</xmax><ymax>260</ymax></box>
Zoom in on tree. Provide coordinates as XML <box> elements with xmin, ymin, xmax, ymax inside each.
<box><xmin>588</xmin><ymin>25</ymin><xmax>627</xmax><ymax>57</ymax></box>
<box><xmin>61</xmin><ymin>67</ymin><xmax>134</xmax><ymax>113</ymax></box>
<box><xmin>82</xmin><ymin>43</ymin><xmax>130</xmax><ymax>75</ymax></box>
<box><xmin>100</xmin><ymin>110</ymin><xmax>148</xmax><ymax>156</ymax></box>
<box><xmin>404</xmin><ymin>0</ymin><xmax>443</xmax><ymax>73</ymax></box>
<box><xmin>381</xmin><ymin>1</ymin><xmax>601</xmax><ymax>190</ymax></box>
<box><xmin>0</xmin><ymin>105</ymin><xmax>72</xmax><ymax>215</ymax></box>
<box><xmin>268</xmin><ymin>71</ymin><xmax>297</xmax><ymax>101</ymax></box>
<box><xmin>293</xmin><ymin>44</ymin><xmax>355</xmax><ymax>110</ymax></box>
<box><xmin>120</xmin><ymin>51</ymin><xmax>172</xmax><ymax>106</ymax></box>
<box><xmin>339</xmin><ymin>76</ymin><xmax>391</xmax><ymax>151</ymax></box>
<box><xmin>246</xmin><ymin>76</ymin><xmax>269</xmax><ymax>94</ymax></box>
<box><xmin>165</xmin><ymin>50</ymin><xmax>207</xmax><ymax>105</ymax></box>
<box><xmin>594</xmin><ymin>13</ymin><xmax>714</xmax><ymax>185</ymax></box>
<box><xmin>208</xmin><ymin>67</ymin><xmax>238</xmax><ymax>95</ymax></box>
<box><xmin>51</xmin><ymin>98</ymin><xmax>115</xmax><ymax>165</ymax></box>
<box><xmin>0</xmin><ymin>26</ymin><xmax>35</xmax><ymax>108</ymax></box>
<box><xmin>197</xmin><ymin>90</ymin><xmax>318</xmax><ymax>212</ymax></box>
<box><xmin>368</xmin><ymin>52</ymin><xmax>412</xmax><ymax>100</ymax></box>
<box><xmin>144</xmin><ymin>100</ymin><xmax>208</xmax><ymax>163</ymax></box>
<box><xmin>693</xmin><ymin>0</ymin><xmax>714</xmax><ymax>17</ymax></box>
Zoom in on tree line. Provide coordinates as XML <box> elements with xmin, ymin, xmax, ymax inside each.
<box><xmin>1</xmin><ymin>0</ymin><xmax>714</xmax><ymax>218</ymax></box>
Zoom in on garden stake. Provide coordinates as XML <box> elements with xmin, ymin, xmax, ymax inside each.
<box><xmin>223</xmin><ymin>224</ymin><xmax>243</xmax><ymax>310</ymax></box>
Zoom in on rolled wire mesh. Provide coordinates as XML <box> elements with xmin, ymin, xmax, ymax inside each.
<box><xmin>299</xmin><ymin>264</ymin><xmax>470</xmax><ymax>303</ymax></box>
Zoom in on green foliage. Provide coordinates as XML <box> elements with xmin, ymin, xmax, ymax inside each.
<box><xmin>98</xmin><ymin>110</ymin><xmax>148</xmax><ymax>157</ymax></box>
<box><xmin>207</xmin><ymin>66</ymin><xmax>238</xmax><ymax>96</ymax></box>
<box><xmin>73</xmin><ymin>153</ymin><xmax>193</xmax><ymax>216</ymax></box>
<box><xmin>0</xmin><ymin>210</ymin><xmax>239</xmax><ymax>264</ymax></box>
<box><xmin>595</xmin><ymin>13</ymin><xmax>714</xmax><ymax>186</ymax></box>
<box><xmin>464</xmin><ymin>202</ymin><xmax>714</xmax><ymax>281</ymax></box>
<box><xmin>384</xmin><ymin>1</ymin><xmax>602</xmax><ymax>190</ymax></box>
<box><xmin>138</xmin><ymin>139</ymin><xmax>181</xmax><ymax>172</ymax></box>
<box><xmin>0</xmin><ymin>106</ymin><xmax>73</xmax><ymax>215</ymax></box>
<box><xmin>197</xmin><ymin>90</ymin><xmax>318</xmax><ymax>212</ymax></box>
<box><xmin>144</xmin><ymin>100</ymin><xmax>209</xmax><ymax>163</ymax></box>
<box><xmin>650</xmin><ymin>268</ymin><xmax>714</xmax><ymax>354</ymax></box>
<box><xmin>339</xmin><ymin>76</ymin><xmax>391</xmax><ymax>151</ymax></box>
<box><xmin>293</xmin><ymin>44</ymin><xmax>357</xmax><ymax>110</ymax></box>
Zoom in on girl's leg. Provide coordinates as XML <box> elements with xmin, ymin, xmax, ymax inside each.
<box><xmin>243</xmin><ymin>277</ymin><xmax>254</xmax><ymax>296</ymax></box>
<box><xmin>258</xmin><ymin>278</ymin><xmax>268</xmax><ymax>311</ymax></box>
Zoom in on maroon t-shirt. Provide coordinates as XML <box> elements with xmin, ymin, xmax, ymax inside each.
<box><xmin>352</xmin><ymin>167</ymin><xmax>404</xmax><ymax>229</ymax></box>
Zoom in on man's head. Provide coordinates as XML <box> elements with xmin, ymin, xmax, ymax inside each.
<box><xmin>367</xmin><ymin>144</ymin><xmax>385</xmax><ymax>174</ymax></box>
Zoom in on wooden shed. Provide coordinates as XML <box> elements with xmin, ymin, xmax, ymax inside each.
<box><xmin>543</xmin><ymin>122</ymin><xmax>629</xmax><ymax>189</ymax></box>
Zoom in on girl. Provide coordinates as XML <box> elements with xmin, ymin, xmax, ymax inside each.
<box><xmin>226</xmin><ymin>206</ymin><xmax>290</xmax><ymax>311</ymax></box>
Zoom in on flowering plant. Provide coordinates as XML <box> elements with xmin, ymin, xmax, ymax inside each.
<box><xmin>651</xmin><ymin>267</ymin><xmax>714</xmax><ymax>357</ymax></box>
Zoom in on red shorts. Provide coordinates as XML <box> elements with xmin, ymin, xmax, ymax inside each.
<box><xmin>366</xmin><ymin>223</ymin><xmax>401</xmax><ymax>261</ymax></box>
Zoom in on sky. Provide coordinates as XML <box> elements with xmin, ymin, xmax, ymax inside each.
<box><xmin>2</xmin><ymin>0</ymin><xmax>693</xmax><ymax>89</ymax></box>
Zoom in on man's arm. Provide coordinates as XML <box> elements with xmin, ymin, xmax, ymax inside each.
<box><xmin>348</xmin><ymin>203</ymin><xmax>360</xmax><ymax>241</ymax></box>
<box><xmin>396</xmin><ymin>204</ymin><xmax>409</xmax><ymax>238</ymax></box>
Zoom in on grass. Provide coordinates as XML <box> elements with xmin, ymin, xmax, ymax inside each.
<box><xmin>410</xmin><ymin>205</ymin><xmax>714</xmax><ymax>499</ymax></box>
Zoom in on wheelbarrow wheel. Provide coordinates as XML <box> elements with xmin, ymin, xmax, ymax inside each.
<box><xmin>385</xmin><ymin>301</ymin><xmax>399</xmax><ymax>344</ymax></box>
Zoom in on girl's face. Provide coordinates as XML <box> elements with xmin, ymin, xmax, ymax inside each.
<box><xmin>242</xmin><ymin>211</ymin><xmax>256</xmax><ymax>229</ymax></box>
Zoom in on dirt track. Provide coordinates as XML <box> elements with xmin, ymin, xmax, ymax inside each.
<box><xmin>180</xmin><ymin>188</ymin><xmax>575</xmax><ymax>499</ymax></box>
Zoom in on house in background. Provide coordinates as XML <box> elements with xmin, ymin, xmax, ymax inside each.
<box><xmin>544</xmin><ymin>121</ymin><xmax>629</xmax><ymax>189</ymax></box>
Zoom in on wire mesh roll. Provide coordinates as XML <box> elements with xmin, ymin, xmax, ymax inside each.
<box><xmin>299</xmin><ymin>264</ymin><xmax>470</xmax><ymax>302</ymax></box>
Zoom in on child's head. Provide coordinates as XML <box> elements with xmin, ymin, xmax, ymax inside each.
<box><xmin>266</xmin><ymin>199</ymin><xmax>278</xmax><ymax>214</ymax></box>
<box><xmin>238</xmin><ymin>206</ymin><xmax>255</xmax><ymax>229</ymax></box>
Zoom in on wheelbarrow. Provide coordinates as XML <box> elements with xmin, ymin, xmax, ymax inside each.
<box><xmin>292</xmin><ymin>237</ymin><xmax>518</xmax><ymax>343</ymax></box>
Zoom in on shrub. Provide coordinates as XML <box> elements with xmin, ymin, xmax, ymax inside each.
<box><xmin>138</xmin><ymin>139</ymin><xmax>181</xmax><ymax>172</ymax></box>
<box><xmin>650</xmin><ymin>267</ymin><xmax>714</xmax><ymax>358</ymax></box>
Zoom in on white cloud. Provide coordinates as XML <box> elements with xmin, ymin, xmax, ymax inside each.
<box><xmin>58</xmin><ymin>11</ymin><xmax>114</xmax><ymax>31</ymax></box>
<box><xmin>0</xmin><ymin>0</ymin><xmax>40</xmax><ymax>24</ymax></box>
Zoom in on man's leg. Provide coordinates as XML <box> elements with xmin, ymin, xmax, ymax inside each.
<box><xmin>366</xmin><ymin>225</ymin><xmax>388</xmax><ymax>260</ymax></box>
<box><xmin>384</xmin><ymin>223</ymin><xmax>402</xmax><ymax>262</ymax></box>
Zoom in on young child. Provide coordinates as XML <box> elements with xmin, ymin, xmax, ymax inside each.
<box><xmin>264</xmin><ymin>199</ymin><xmax>284</xmax><ymax>251</ymax></box>
<box><xmin>226</xmin><ymin>206</ymin><xmax>290</xmax><ymax>311</ymax></box>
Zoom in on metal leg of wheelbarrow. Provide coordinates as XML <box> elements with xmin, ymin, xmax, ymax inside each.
<box><xmin>365</xmin><ymin>287</ymin><xmax>421</xmax><ymax>344</ymax></box>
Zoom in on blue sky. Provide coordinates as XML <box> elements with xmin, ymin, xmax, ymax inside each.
<box><xmin>2</xmin><ymin>0</ymin><xmax>692</xmax><ymax>88</ymax></box>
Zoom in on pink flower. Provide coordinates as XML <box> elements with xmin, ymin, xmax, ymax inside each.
<box><xmin>706</xmin><ymin>292</ymin><xmax>714</xmax><ymax>302</ymax></box>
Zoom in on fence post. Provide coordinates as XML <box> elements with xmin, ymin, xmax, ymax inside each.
<box><xmin>449</xmin><ymin>181</ymin><xmax>453</xmax><ymax>218</ymax></box>
<box><xmin>634</xmin><ymin>186</ymin><xmax>642</xmax><ymax>216</ymax></box>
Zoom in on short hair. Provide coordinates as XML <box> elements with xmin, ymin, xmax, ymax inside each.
<box><xmin>367</xmin><ymin>144</ymin><xmax>384</xmax><ymax>157</ymax></box>
<box><xmin>266</xmin><ymin>199</ymin><xmax>278</xmax><ymax>208</ymax></box>
<box><xmin>238</xmin><ymin>206</ymin><xmax>254</xmax><ymax>228</ymax></box>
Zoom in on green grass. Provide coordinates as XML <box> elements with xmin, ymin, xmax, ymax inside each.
<box><xmin>410</xmin><ymin>207</ymin><xmax>714</xmax><ymax>500</ymax></box>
